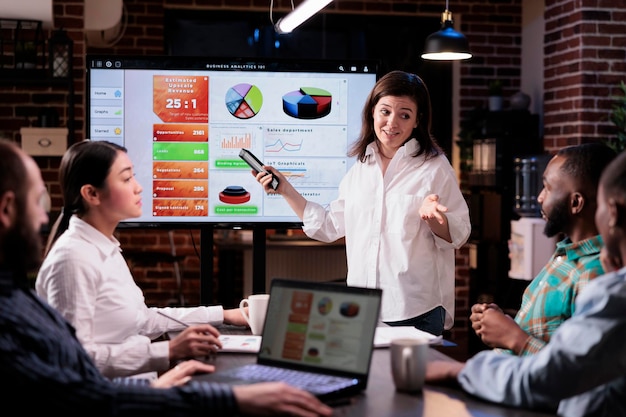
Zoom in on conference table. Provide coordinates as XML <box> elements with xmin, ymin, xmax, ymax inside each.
<box><xmin>192</xmin><ymin>327</ymin><xmax>557</xmax><ymax>417</ymax></box>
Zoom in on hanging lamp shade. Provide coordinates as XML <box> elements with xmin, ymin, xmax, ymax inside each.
<box><xmin>421</xmin><ymin>10</ymin><xmax>472</xmax><ymax>61</ymax></box>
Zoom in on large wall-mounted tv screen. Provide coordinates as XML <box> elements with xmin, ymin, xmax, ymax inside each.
<box><xmin>86</xmin><ymin>56</ymin><xmax>378</xmax><ymax>228</ymax></box>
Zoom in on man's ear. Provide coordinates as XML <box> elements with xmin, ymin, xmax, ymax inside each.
<box><xmin>570</xmin><ymin>192</ymin><xmax>584</xmax><ymax>215</ymax></box>
<box><xmin>0</xmin><ymin>191</ymin><xmax>17</xmax><ymax>229</ymax></box>
<box><xmin>608</xmin><ymin>198</ymin><xmax>625</xmax><ymax>230</ymax></box>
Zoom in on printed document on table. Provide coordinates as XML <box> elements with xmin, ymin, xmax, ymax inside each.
<box><xmin>167</xmin><ymin>331</ymin><xmax>262</xmax><ymax>353</ymax></box>
<box><xmin>373</xmin><ymin>326</ymin><xmax>442</xmax><ymax>348</ymax></box>
<box><xmin>219</xmin><ymin>335</ymin><xmax>262</xmax><ymax>353</ymax></box>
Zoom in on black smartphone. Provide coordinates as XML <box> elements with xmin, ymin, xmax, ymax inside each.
<box><xmin>239</xmin><ymin>148</ymin><xmax>279</xmax><ymax>190</ymax></box>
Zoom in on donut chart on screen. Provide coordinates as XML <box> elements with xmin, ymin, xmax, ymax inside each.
<box><xmin>225</xmin><ymin>83</ymin><xmax>263</xmax><ymax>119</ymax></box>
<box><xmin>282</xmin><ymin>87</ymin><xmax>332</xmax><ymax>119</ymax></box>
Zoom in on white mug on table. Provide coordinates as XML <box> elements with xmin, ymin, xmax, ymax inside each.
<box><xmin>239</xmin><ymin>294</ymin><xmax>270</xmax><ymax>335</ymax></box>
<box><xmin>390</xmin><ymin>337</ymin><xmax>429</xmax><ymax>392</ymax></box>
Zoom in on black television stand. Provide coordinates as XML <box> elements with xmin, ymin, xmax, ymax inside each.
<box><xmin>199</xmin><ymin>225</ymin><xmax>267</xmax><ymax>305</ymax></box>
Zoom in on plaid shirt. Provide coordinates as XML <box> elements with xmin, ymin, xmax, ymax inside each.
<box><xmin>507</xmin><ymin>235</ymin><xmax>605</xmax><ymax>356</ymax></box>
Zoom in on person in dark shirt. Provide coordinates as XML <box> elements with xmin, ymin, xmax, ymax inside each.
<box><xmin>0</xmin><ymin>138</ymin><xmax>332</xmax><ymax>417</ymax></box>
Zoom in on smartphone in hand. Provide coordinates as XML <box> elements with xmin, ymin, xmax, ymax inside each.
<box><xmin>239</xmin><ymin>148</ymin><xmax>279</xmax><ymax>190</ymax></box>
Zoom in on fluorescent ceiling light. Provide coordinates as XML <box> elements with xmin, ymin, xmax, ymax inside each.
<box><xmin>274</xmin><ymin>0</ymin><xmax>333</xmax><ymax>34</ymax></box>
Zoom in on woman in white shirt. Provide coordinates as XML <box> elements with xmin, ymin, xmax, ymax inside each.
<box><xmin>36</xmin><ymin>139</ymin><xmax>248</xmax><ymax>379</ymax></box>
<box><xmin>254</xmin><ymin>71</ymin><xmax>471</xmax><ymax>336</ymax></box>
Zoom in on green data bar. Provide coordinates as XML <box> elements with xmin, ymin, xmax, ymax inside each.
<box><xmin>214</xmin><ymin>205</ymin><xmax>259</xmax><ymax>214</ymax></box>
<box><xmin>215</xmin><ymin>158</ymin><xmax>249</xmax><ymax>169</ymax></box>
<box><xmin>153</xmin><ymin>142</ymin><xmax>208</xmax><ymax>161</ymax></box>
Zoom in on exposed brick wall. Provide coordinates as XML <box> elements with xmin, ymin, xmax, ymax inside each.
<box><xmin>117</xmin><ymin>228</ymin><xmax>207</xmax><ymax>306</ymax></box>
<box><xmin>543</xmin><ymin>0</ymin><xmax>626</xmax><ymax>151</ymax></box>
<box><xmin>3</xmin><ymin>0</ymin><xmax>625</xmax><ymax>348</ymax></box>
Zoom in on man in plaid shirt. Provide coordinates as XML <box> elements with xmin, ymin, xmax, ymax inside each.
<box><xmin>470</xmin><ymin>143</ymin><xmax>616</xmax><ymax>355</ymax></box>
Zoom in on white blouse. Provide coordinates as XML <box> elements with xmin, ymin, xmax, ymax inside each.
<box><xmin>36</xmin><ymin>216</ymin><xmax>224</xmax><ymax>379</ymax></box>
<box><xmin>302</xmin><ymin>139</ymin><xmax>471</xmax><ymax>329</ymax></box>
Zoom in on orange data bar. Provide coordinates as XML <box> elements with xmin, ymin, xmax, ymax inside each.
<box><xmin>153</xmin><ymin>75</ymin><xmax>209</xmax><ymax>123</ymax></box>
<box><xmin>152</xmin><ymin>161</ymin><xmax>208</xmax><ymax>179</ymax></box>
<box><xmin>153</xmin><ymin>123</ymin><xmax>208</xmax><ymax>142</ymax></box>
<box><xmin>153</xmin><ymin>180</ymin><xmax>208</xmax><ymax>198</ymax></box>
<box><xmin>291</xmin><ymin>291</ymin><xmax>313</xmax><ymax>314</ymax></box>
<box><xmin>153</xmin><ymin>199</ymin><xmax>209</xmax><ymax>217</ymax></box>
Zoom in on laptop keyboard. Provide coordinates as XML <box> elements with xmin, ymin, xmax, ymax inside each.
<box><xmin>222</xmin><ymin>364</ymin><xmax>358</xmax><ymax>394</ymax></box>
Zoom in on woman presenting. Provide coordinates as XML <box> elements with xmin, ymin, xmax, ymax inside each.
<box><xmin>253</xmin><ymin>71</ymin><xmax>471</xmax><ymax>336</ymax></box>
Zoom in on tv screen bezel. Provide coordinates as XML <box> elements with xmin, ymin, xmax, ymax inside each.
<box><xmin>86</xmin><ymin>55</ymin><xmax>379</xmax><ymax>230</ymax></box>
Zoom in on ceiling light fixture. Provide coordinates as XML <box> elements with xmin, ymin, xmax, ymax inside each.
<box><xmin>421</xmin><ymin>1</ymin><xmax>471</xmax><ymax>61</ymax></box>
<box><xmin>274</xmin><ymin>0</ymin><xmax>333</xmax><ymax>34</ymax></box>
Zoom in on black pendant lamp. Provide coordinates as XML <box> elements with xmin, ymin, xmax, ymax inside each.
<box><xmin>421</xmin><ymin>1</ymin><xmax>472</xmax><ymax>61</ymax></box>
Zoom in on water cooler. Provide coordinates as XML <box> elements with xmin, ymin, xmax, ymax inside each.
<box><xmin>509</xmin><ymin>155</ymin><xmax>556</xmax><ymax>281</ymax></box>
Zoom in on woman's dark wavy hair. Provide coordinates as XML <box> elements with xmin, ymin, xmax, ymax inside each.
<box><xmin>349</xmin><ymin>70</ymin><xmax>443</xmax><ymax>162</ymax></box>
<box><xmin>45</xmin><ymin>139</ymin><xmax>126</xmax><ymax>255</ymax></box>
<box><xmin>600</xmin><ymin>149</ymin><xmax>626</xmax><ymax>207</ymax></box>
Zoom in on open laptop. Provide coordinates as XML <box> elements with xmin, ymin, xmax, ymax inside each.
<box><xmin>198</xmin><ymin>278</ymin><xmax>382</xmax><ymax>402</ymax></box>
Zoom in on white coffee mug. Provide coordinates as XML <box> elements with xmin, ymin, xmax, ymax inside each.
<box><xmin>239</xmin><ymin>294</ymin><xmax>270</xmax><ymax>335</ymax></box>
<box><xmin>390</xmin><ymin>337</ymin><xmax>429</xmax><ymax>392</ymax></box>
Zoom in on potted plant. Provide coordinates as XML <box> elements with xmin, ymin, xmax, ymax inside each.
<box><xmin>606</xmin><ymin>80</ymin><xmax>626</xmax><ymax>153</ymax></box>
<box><xmin>488</xmin><ymin>80</ymin><xmax>504</xmax><ymax>111</ymax></box>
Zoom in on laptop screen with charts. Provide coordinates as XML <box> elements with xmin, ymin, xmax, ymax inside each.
<box><xmin>198</xmin><ymin>278</ymin><xmax>382</xmax><ymax>402</ymax></box>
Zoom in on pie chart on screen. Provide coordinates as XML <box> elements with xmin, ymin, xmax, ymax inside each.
<box><xmin>282</xmin><ymin>87</ymin><xmax>332</xmax><ymax>119</ymax></box>
<box><xmin>225</xmin><ymin>83</ymin><xmax>263</xmax><ymax>119</ymax></box>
